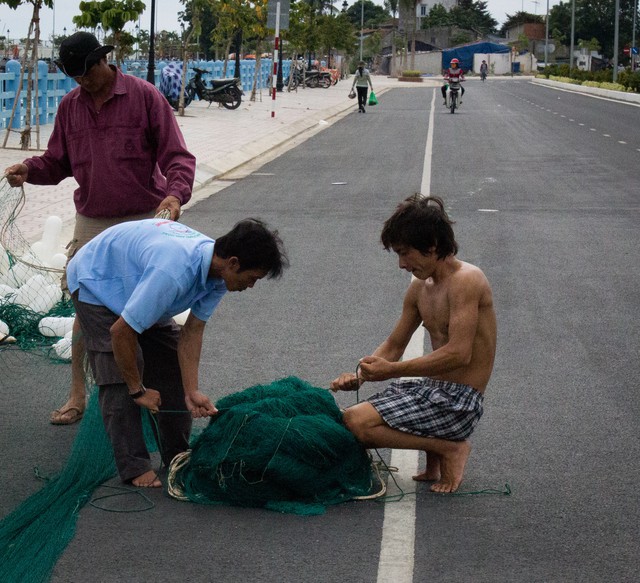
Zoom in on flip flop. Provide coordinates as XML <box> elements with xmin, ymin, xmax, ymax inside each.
<box><xmin>50</xmin><ymin>406</ymin><xmax>84</xmax><ymax>425</ymax></box>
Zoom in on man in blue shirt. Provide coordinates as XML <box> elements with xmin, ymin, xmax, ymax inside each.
<box><xmin>67</xmin><ymin>217</ymin><xmax>288</xmax><ymax>487</ymax></box>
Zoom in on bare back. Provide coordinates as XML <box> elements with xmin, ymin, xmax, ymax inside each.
<box><xmin>414</xmin><ymin>258</ymin><xmax>496</xmax><ymax>392</ymax></box>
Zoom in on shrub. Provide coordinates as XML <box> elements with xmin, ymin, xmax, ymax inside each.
<box><xmin>401</xmin><ymin>70</ymin><xmax>421</xmax><ymax>77</ymax></box>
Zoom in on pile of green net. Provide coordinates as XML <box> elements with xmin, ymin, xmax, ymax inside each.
<box><xmin>169</xmin><ymin>376</ymin><xmax>374</xmax><ymax>515</ymax></box>
<box><xmin>0</xmin><ymin>376</ymin><xmax>374</xmax><ymax>581</ymax></box>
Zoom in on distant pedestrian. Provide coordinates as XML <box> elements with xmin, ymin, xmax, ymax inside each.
<box><xmin>351</xmin><ymin>61</ymin><xmax>373</xmax><ymax>113</ymax></box>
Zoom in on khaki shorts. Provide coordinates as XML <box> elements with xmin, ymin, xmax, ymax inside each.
<box><xmin>61</xmin><ymin>211</ymin><xmax>155</xmax><ymax>292</ymax></box>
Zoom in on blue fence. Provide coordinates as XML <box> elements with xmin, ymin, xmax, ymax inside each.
<box><xmin>1</xmin><ymin>58</ymin><xmax>292</xmax><ymax>129</ymax></box>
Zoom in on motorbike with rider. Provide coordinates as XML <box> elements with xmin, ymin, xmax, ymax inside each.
<box><xmin>441</xmin><ymin>58</ymin><xmax>465</xmax><ymax>112</ymax></box>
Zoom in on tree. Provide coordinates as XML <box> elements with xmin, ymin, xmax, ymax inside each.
<box><xmin>449</xmin><ymin>0</ymin><xmax>497</xmax><ymax>36</ymax></box>
<box><xmin>422</xmin><ymin>3</ymin><xmax>451</xmax><ymax>27</ymax></box>
<box><xmin>345</xmin><ymin>0</ymin><xmax>389</xmax><ymax>29</ymax></box>
<box><xmin>73</xmin><ymin>0</ymin><xmax>146</xmax><ymax>66</ymax></box>
<box><xmin>548</xmin><ymin>0</ymin><xmax>637</xmax><ymax>60</ymax></box>
<box><xmin>1</xmin><ymin>0</ymin><xmax>55</xmax><ymax>150</ymax></box>
<box><xmin>398</xmin><ymin>0</ymin><xmax>429</xmax><ymax>69</ymax></box>
<box><xmin>384</xmin><ymin>0</ymin><xmax>399</xmax><ymax>75</ymax></box>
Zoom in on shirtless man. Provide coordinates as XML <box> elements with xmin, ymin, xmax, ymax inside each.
<box><xmin>331</xmin><ymin>195</ymin><xmax>496</xmax><ymax>493</ymax></box>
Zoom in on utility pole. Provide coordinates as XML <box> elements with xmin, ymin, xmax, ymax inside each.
<box><xmin>633</xmin><ymin>0</ymin><xmax>638</xmax><ymax>71</ymax></box>
<box><xmin>613</xmin><ymin>0</ymin><xmax>620</xmax><ymax>82</ymax></box>
<box><xmin>359</xmin><ymin>0</ymin><xmax>364</xmax><ymax>61</ymax></box>
<box><xmin>544</xmin><ymin>0</ymin><xmax>549</xmax><ymax>67</ymax></box>
<box><xmin>570</xmin><ymin>0</ymin><xmax>575</xmax><ymax>70</ymax></box>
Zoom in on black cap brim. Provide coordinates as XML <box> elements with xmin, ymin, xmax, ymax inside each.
<box><xmin>55</xmin><ymin>45</ymin><xmax>113</xmax><ymax>77</ymax></box>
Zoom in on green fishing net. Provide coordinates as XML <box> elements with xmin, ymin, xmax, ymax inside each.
<box><xmin>168</xmin><ymin>376</ymin><xmax>375</xmax><ymax>515</ymax></box>
<box><xmin>0</xmin><ymin>377</ymin><xmax>375</xmax><ymax>582</ymax></box>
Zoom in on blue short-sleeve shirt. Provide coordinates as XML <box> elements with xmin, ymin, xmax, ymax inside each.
<box><xmin>67</xmin><ymin>219</ymin><xmax>227</xmax><ymax>333</ymax></box>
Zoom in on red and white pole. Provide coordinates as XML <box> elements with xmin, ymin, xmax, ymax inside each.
<box><xmin>271</xmin><ymin>1</ymin><xmax>281</xmax><ymax>118</ymax></box>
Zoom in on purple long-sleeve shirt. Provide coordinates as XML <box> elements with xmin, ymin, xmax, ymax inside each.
<box><xmin>24</xmin><ymin>67</ymin><xmax>195</xmax><ymax>218</ymax></box>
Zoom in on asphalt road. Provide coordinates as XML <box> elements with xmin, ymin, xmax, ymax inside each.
<box><xmin>1</xmin><ymin>80</ymin><xmax>638</xmax><ymax>582</ymax></box>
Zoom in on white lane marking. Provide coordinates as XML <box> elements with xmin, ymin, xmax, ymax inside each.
<box><xmin>590</xmin><ymin>128</ymin><xmax>597</xmax><ymax>131</ymax></box>
<box><xmin>377</xmin><ymin>88</ymin><xmax>435</xmax><ymax>583</ymax></box>
<box><xmin>618</xmin><ymin>141</ymin><xmax>627</xmax><ymax>144</ymax></box>
<box><xmin>377</xmin><ymin>326</ymin><xmax>424</xmax><ymax>583</ymax></box>
<box><xmin>603</xmin><ymin>134</ymin><xmax>611</xmax><ymax>137</ymax></box>
<box><xmin>478</xmin><ymin>209</ymin><xmax>499</xmax><ymax>212</ymax></box>
<box><xmin>420</xmin><ymin>89</ymin><xmax>436</xmax><ymax>197</ymax></box>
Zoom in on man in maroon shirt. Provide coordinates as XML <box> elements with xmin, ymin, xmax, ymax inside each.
<box><xmin>5</xmin><ymin>32</ymin><xmax>196</xmax><ymax>427</ymax></box>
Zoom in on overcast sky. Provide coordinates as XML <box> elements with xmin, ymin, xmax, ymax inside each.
<box><xmin>0</xmin><ymin>0</ymin><xmax>563</xmax><ymax>45</ymax></box>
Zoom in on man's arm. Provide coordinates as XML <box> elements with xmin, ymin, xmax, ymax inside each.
<box><xmin>148</xmin><ymin>89</ymin><xmax>195</xmax><ymax>209</ymax></box>
<box><xmin>177</xmin><ymin>313</ymin><xmax>218</xmax><ymax>418</ymax></box>
<box><xmin>110</xmin><ymin>317</ymin><xmax>162</xmax><ymax>413</ymax></box>
<box><xmin>330</xmin><ymin>282</ymin><xmax>422</xmax><ymax>391</ymax></box>
<box><xmin>359</xmin><ymin>271</ymin><xmax>481</xmax><ymax>381</ymax></box>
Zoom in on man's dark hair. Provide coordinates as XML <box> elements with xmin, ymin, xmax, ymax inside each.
<box><xmin>215</xmin><ymin>218</ymin><xmax>289</xmax><ymax>278</ymax></box>
<box><xmin>381</xmin><ymin>194</ymin><xmax>458</xmax><ymax>259</ymax></box>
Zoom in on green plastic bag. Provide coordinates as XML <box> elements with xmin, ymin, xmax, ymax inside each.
<box><xmin>368</xmin><ymin>91</ymin><xmax>378</xmax><ymax>106</ymax></box>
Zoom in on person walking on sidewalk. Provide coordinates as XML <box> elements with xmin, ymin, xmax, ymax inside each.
<box><xmin>4</xmin><ymin>32</ymin><xmax>196</xmax><ymax>426</ymax></box>
<box><xmin>67</xmin><ymin>217</ymin><xmax>289</xmax><ymax>487</ymax></box>
<box><xmin>351</xmin><ymin>61</ymin><xmax>373</xmax><ymax>113</ymax></box>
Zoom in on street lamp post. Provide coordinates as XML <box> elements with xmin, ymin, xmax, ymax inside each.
<box><xmin>147</xmin><ymin>0</ymin><xmax>156</xmax><ymax>84</ymax></box>
<box><xmin>135</xmin><ymin>24</ymin><xmax>140</xmax><ymax>60</ymax></box>
<box><xmin>633</xmin><ymin>0</ymin><xmax>638</xmax><ymax>71</ymax></box>
<box><xmin>613</xmin><ymin>0</ymin><xmax>620</xmax><ymax>82</ymax></box>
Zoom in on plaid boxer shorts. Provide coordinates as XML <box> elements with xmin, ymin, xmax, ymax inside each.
<box><xmin>368</xmin><ymin>377</ymin><xmax>484</xmax><ymax>441</ymax></box>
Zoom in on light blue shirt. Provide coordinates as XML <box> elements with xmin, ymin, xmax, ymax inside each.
<box><xmin>67</xmin><ymin>219</ymin><xmax>227</xmax><ymax>333</ymax></box>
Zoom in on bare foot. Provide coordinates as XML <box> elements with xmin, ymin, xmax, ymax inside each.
<box><xmin>132</xmin><ymin>470</ymin><xmax>161</xmax><ymax>488</ymax></box>
<box><xmin>413</xmin><ymin>452</ymin><xmax>441</xmax><ymax>482</ymax></box>
<box><xmin>413</xmin><ymin>468</ymin><xmax>441</xmax><ymax>482</ymax></box>
<box><xmin>430</xmin><ymin>441</ymin><xmax>471</xmax><ymax>493</ymax></box>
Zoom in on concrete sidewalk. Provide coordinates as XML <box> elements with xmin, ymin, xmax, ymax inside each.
<box><xmin>1</xmin><ymin>75</ymin><xmax>436</xmax><ymax>243</ymax></box>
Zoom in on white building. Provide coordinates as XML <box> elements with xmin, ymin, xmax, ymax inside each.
<box><xmin>416</xmin><ymin>0</ymin><xmax>458</xmax><ymax>18</ymax></box>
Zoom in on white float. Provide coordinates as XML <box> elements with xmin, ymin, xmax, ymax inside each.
<box><xmin>38</xmin><ymin>316</ymin><xmax>75</xmax><ymax>337</ymax></box>
<box><xmin>0</xmin><ymin>319</ymin><xmax>9</xmax><ymax>337</ymax></box>
<box><xmin>13</xmin><ymin>275</ymin><xmax>63</xmax><ymax>314</ymax></box>
<box><xmin>52</xmin><ymin>336</ymin><xmax>72</xmax><ymax>360</ymax></box>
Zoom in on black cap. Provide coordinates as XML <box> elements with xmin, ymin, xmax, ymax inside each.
<box><xmin>55</xmin><ymin>32</ymin><xmax>114</xmax><ymax>77</ymax></box>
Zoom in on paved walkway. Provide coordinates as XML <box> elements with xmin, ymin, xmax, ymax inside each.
<box><xmin>0</xmin><ymin>75</ymin><xmax>438</xmax><ymax>244</ymax></box>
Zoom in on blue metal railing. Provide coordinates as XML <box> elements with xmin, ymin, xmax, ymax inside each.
<box><xmin>1</xmin><ymin>58</ymin><xmax>292</xmax><ymax>129</ymax></box>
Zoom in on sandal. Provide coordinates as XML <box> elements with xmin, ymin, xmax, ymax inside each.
<box><xmin>50</xmin><ymin>406</ymin><xmax>84</xmax><ymax>425</ymax></box>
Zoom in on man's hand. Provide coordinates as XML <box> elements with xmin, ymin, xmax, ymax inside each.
<box><xmin>155</xmin><ymin>195</ymin><xmax>182</xmax><ymax>221</ymax></box>
<box><xmin>185</xmin><ymin>391</ymin><xmax>218</xmax><ymax>418</ymax></box>
<box><xmin>330</xmin><ymin>372</ymin><xmax>363</xmax><ymax>392</ymax></box>
<box><xmin>4</xmin><ymin>164</ymin><xmax>28</xmax><ymax>187</ymax></box>
<box><xmin>358</xmin><ymin>355</ymin><xmax>396</xmax><ymax>382</ymax></box>
<box><xmin>134</xmin><ymin>388</ymin><xmax>162</xmax><ymax>414</ymax></box>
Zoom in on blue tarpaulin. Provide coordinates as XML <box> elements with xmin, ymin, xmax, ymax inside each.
<box><xmin>442</xmin><ymin>42</ymin><xmax>510</xmax><ymax>72</ymax></box>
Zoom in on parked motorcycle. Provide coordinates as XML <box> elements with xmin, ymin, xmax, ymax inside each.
<box><xmin>285</xmin><ymin>64</ymin><xmax>331</xmax><ymax>90</ymax></box>
<box><xmin>446</xmin><ymin>79</ymin><xmax>463</xmax><ymax>114</ymax></box>
<box><xmin>162</xmin><ymin>66</ymin><xmax>243</xmax><ymax>110</ymax></box>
